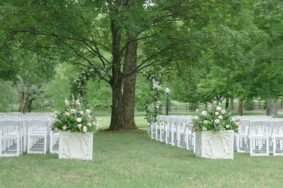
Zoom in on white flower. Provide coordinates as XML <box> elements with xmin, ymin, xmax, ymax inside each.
<box><xmin>64</xmin><ymin>99</ymin><xmax>69</xmax><ymax>106</ymax></box>
<box><xmin>214</xmin><ymin>119</ymin><xmax>220</xmax><ymax>124</ymax></box>
<box><xmin>54</xmin><ymin>128</ymin><xmax>59</xmax><ymax>132</ymax></box>
<box><xmin>54</xmin><ymin>111</ymin><xmax>58</xmax><ymax>114</ymax></box>
<box><xmin>65</xmin><ymin>112</ymin><xmax>70</xmax><ymax>116</ymax></box>
<box><xmin>203</xmin><ymin>120</ymin><xmax>208</xmax><ymax>124</ymax></box>
<box><xmin>215</xmin><ymin>112</ymin><xmax>219</xmax><ymax>116</ymax></box>
<box><xmin>208</xmin><ymin>104</ymin><xmax>212</xmax><ymax>110</ymax></box>
<box><xmin>87</xmin><ymin>122</ymin><xmax>92</xmax><ymax>127</ymax></box>
<box><xmin>77</xmin><ymin>117</ymin><xmax>82</xmax><ymax>123</ymax></box>
<box><xmin>83</xmin><ymin>126</ymin><xmax>87</xmax><ymax>133</ymax></box>
<box><xmin>76</xmin><ymin>99</ymin><xmax>80</xmax><ymax>106</ymax></box>
<box><xmin>196</xmin><ymin>109</ymin><xmax>199</xmax><ymax>112</ymax></box>
<box><xmin>225</xmin><ymin>124</ymin><xmax>230</xmax><ymax>128</ymax></box>
<box><xmin>221</xmin><ymin>109</ymin><xmax>226</xmax><ymax>114</ymax></box>
<box><xmin>77</xmin><ymin>124</ymin><xmax>82</xmax><ymax>129</ymax></box>
<box><xmin>70</xmin><ymin>109</ymin><xmax>76</xmax><ymax>113</ymax></box>
<box><xmin>80</xmin><ymin>111</ymin><xmax>84</xmax><ymax>115</ymax></box>
<box><xmin>86</xmin><ymin>109</ymin><xmax>91</xmax><ymax>114</ymax></box>
<box><xmin>202</xmin><ymin>127</ymin><xmax>207</xmax><ymax>131</ymax></box>
<box><xmin>201</xmin><ymin>111</ymin><xmax>208</xmax><ymax>116</ymax></box>
<box><xmin>218</xmin><ymin>115</ymin><xmax>223</xmax><ymax>120</ymax></box>
<box><xmin>216</xmin><ymin>106</ymin><xmax>222</xmax><ymax>111</ymax></box>
<box><xmin>63</xmin><ymin>125</ymin><xmax>67</xmax><ymax>130</ymax></box>
<box><xmin>235</xmin><ymin>122</ymin><xmax>240</xmax><ymax>127</ymax></box>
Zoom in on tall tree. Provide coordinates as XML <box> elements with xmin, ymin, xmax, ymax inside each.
<box><xmin>1</xmin><ymin>0</ymin><xmax>250</xmax><ymax>129</ymax></box>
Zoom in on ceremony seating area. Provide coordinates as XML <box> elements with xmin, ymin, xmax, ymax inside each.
<box><xmin>0</xmin><ymin>112</ymin><xmax>56</xmax><ymax>157</ymax></box>
<box><xmin>149</xmin><ymin>115</ymin><xmax>283</xmax><ymax>157</ymax></box>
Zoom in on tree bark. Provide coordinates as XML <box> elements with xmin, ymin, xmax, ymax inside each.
<box><xmin>109</xmin><ymin>82</ymin><xmax>125</xmax><ymax>130</ymax></box>
<box><xmin>266</xmin><ymin>98</ymin><xmax>272</xmax><ymax>116</ymax></box>
<box><xmin>266</xmin><ymin>98</ymin><xmax>278</xmax><ymax>117</ymax></box>
<box><xmin>225</xmin><ymin>97</ymin><xmax>229</xmax><ymax>109</ymax></box>
<box><xmin>230</xmin><ymin>97</ymin><xmax>234</xmax><ymax>111</ymax></box>
<box><xmin>108</xmin><ymin>0</ymin><xmax>139</xmax><ymax>130</ymax></box>
<box><xmin>237</xmin><ymin>100</ymin><xmax>243</xmax><ymax>116</ymax></box>
<box><xmin>26</xmin><ymin>97</ymin><xmax>33</xmax><ymax>112</ymax></box>
<box><xmin>122</xmin><ymin>34</ymin><xmax>138</xmax><ymax>129</ymax></box>
<box><xmin>272</xmin><ymin>100</ymin><xmax>278</xmax><ymax>117</ymax></box>
<box><xmin>19</xmin><ymin>91</ymin><xmax>26</xmax><ymax>112</ymax></box>
<box><xmin>109</xmin><ymin>16</ymin><xmax>126</xmax><ymax>130</ymax></box>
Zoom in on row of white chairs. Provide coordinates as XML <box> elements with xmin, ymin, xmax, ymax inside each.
<box><xmin>0</xmin><ymin>113</ymin><xmax>58</xmax><ymax>157</ymax></box>
<box><xmin>149</xmin><ymin>115</ymin><xmax>283</xmax><ymax>157</ymax></box>
<box><xmin>236</xmin><ymin>118</ymin><xmax>283</xmax><ymax>156</ymax></box>
<box><xmin>149</xmin><ymin>116</ymin><xmax>195</xmax><ymax>151</ymax></box>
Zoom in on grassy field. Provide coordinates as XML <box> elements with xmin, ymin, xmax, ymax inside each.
<box><xmin>1</xmin><ymin>130</ymin><xmax>283</xmax><ymax>187</ymax></box>
<box><xmin>1</xmin><ymin>114</ymin><xmax>283</xmax><ymax>188</ymax></box>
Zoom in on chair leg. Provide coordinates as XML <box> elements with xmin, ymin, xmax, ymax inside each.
<box><xmin>273</xmin><ymin>138</ymin><xmax>276</xmax><ymax>156</ymax></box>
<box><xmin>171</xmin><ymin>131</ymin><xmax>174</xmax><ymax>145</ymax></box>
<box><xmin>27</xmin><ymin>134</ymin><xmax>30</xmax><ymax>153</ymax></box>
<box><xmin>17</xmin><ymin>136</ymin><xmax>20</xmax><ymax>156</ymax></box>
<box><xmin>249</xmin><ymin>138</ymin><xmax>253</xmax><ymax>156</ymax></box>
<box><xmin>266</xmin><ymin>139</ymin><xmax>269</xmax><ymax>156</ymax></box>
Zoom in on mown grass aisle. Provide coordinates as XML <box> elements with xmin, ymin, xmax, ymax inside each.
<box><xmin>1</xmin><ymin>130</ymin><xmax>283</xmax><ymax>188</ymax></box>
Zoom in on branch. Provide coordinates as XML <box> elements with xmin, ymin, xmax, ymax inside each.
<box><xmin>10</xmin><ymin>28</ymin><xmax>112</xmax><ymax>82</ymax></box>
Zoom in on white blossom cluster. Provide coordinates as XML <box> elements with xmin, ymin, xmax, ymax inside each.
<box><xmin>193</xmin><ymin>105</ymin><xmax>239</xmax><ymax>132</ymax></box>
<box><xmin>152</xmin><ymin>79</ymin><xmax>162</xmax><ymax>91</ymax></box>
<box><xmin>53</xmin><ymin>99</ymin><xmax>98</xmax><ymax>133</ymax></box>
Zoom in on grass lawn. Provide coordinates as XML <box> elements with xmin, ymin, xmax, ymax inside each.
<box><xmin>1</xmin><ymin>129</ymin><xmax>283</xmax><ymax>188</ymax></box>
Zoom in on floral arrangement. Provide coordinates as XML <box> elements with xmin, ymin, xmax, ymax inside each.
<box><xmin>71</xmin><ymin>68</ymin><xmax>96</xmax><ymax>98</ymax></box>
<box><xmin>52</xmin><ymin>99</ymin><xmax>98</xmax><ymax>133</ymax></box>
<box><xmin>193</xmin><ymin>105</ymin><xmax>239</xmax><ymax>132</ymax></box>
<box><xmin>144</xmin><ymin>69</ymin><xmax>163</xmax><ymax>122</ymax></box>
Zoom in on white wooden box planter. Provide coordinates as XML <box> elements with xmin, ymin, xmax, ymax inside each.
<box><xmin>59</xmin><ymin>131</ymin><xmax>93</xmax><ymax>160</ymax></box>
<box><xmin>194</xmin><ymin>130</ymin><xmax>234</xmax><ymax>159</ymax></box>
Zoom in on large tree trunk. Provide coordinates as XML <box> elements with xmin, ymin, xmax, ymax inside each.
<box><xmin>122</xmin><ymin>35</ymin><xmax>138</xmax><ymax>130</ymax></box>
<box><xmin>109</xmin><ymin>17</ymin><xmax>127</xmax><ymax>130</ymax></box>
<box><xmin>109</xmin><ymin>82</ymin><xmax>124</xmax><ymax>130</ymax></box>
<box><xmin>108</xmin><ymin>1</ymin><xmax>138</xmax><ymax>130</ymax></box>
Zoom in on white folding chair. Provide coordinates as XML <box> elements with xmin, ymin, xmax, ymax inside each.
<box><xmin>164</xmin><ymin>120</ymin><xmax>171</xmax><ymax>144</ymax></box>
<box><xmin>271</xmin><ymin>121</ymin><xmax>283</xmax><ymax>156</ymax></box>
<box><xmin>236</xmin><ymin>120</ymin><xmax>250</xmax><ymax>153</ymax></box>
<box><xmin>177</xmin><ymin>119</ymin><xmax>186</xmax><ymax>148</ymax></box>
<box><xmin>49</xmin><ymin>130</ymin><xmax>59</xmax><ymax>154</ymax></box>
<box><xmin>0</xmin><ymin>120</ymin><xmax>22</xmax><ymax>157</ymax></box>
<box><xmin>184</xmin><ymin>124</ymin><xmax>194</xmax><ymax>150</ymax></box>
<box><xmin>158</xmin><ymin>120</ymin><xmax>165</xmax><ymax>142</ymax></box>
<box><xmin>27</xmin><ymin>120</ymin><xmax>49</xmax><ymax>154</ymax></box>
<box><xmin>150</xmin><ymin>122</ymin><xmax>157</xmax><ymax>140</ymax></box>
<box><xmin>249</xmin><ymin>121</ymin><xmax>271</xmax><ymax>156</ymax></box>
<box><xmin>170</xmin><ymin>120</ymin><xmax>178</xmax><ymax>146</ymax></box>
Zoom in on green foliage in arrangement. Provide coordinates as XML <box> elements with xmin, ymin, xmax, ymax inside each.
<box><xmin>193</xmin><ymin>105</ymin><xmax>239</xmax><ymax>132</ymax></box>
<box><xmin>52</xmin><ymin>99</ymin><xmax>98</xmax><ymax>133</ymax></box>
